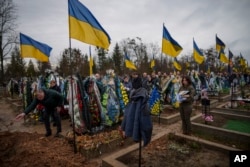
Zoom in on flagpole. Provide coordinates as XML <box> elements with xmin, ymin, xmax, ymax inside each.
<box><xmin>68</xmin><ymin>1</ymin><xmax>77</xmax><ymax>154</ymax></box>
<box><xmin>89</xmin><ymin>46</ymin><xmax>93</xmax><ymax>76</ymax></box>
<box><xmin>160</xmin><ymin>53</ymin><xmax>163</xmax><ymax>71</ymax></box>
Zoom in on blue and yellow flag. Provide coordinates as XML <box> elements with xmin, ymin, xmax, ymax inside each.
<box><xmin>229</xmin><ymin>50</ymin><xmax>234</xmax><ymax>59</ymax></box>
<box><xmin>228</xmin><ymin>50</ymin><xmax>234</xmax><ymax>74</ymax></box>
<box><xmin>124</xmin><ymin>53</ymin><xmax>137</xmax><ymax>70</ymax></box>
<box><xmin>150</xmin><ymin>59</ymin><xmax>155</xmax><ymax>70</ymax></box>
<box><xmin>240</xmin><ymin>53</ymin><xmax>247</xmax><ymax>68</ymax></box>
<box><xmin>173</xmin><ymin>58</ymin><xmax>182</xmax><ymax>71</ymax></box>
<box><xmin>68</xmin><ymin>0</ymin><xmax>111</xmax><ymax>49</ymax></box>
<box><xmin>20</xmin><ymin>33</ymin><xmax>52</xmax><ymax>62</ymax></box>
<box><xmin>149</xmin><ymin>86</ymin><xmax>161</xmax><ymax>115</ymax></box>
<box><xmin>150</xmin><ymin>54</ymin><xmax>156</xmax><ymax>71</ymax></box>
<box><xmin>205</xmin><ymin>60</ymin><xmax>210</xmax><ymax>73</ymax></box>
<box><xmin>216</xmin><ymin>35</ymin><xmax>226</xmax><ymax>52</ymax></box>
<box><xmin>162</xmin><ymin>24</ymin><xmax>182</xmax><ymax>57</ymax></box>
<box><xmin>218</xmin><ymin>49</ymin><xmax>228</xmax><ymax>64</ymax></box>
<box><xmin>193</xmin><ymin>40</ymin><xmax>204</xmax><ymax>64</ymax></box>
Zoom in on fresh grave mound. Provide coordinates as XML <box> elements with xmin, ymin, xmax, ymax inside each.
<box><xmin>0</xmin><ymin>131</ymin><xmax>99</xmax><ymax>167</ymax></box>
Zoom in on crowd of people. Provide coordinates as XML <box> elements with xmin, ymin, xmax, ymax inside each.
<box><xmin>12</xmin><ymin>69</ymin><xmax>250</xmax><ymax>143</ymax></box>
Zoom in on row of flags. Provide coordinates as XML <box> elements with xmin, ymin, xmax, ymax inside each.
<box><xmin>216</xmin><ymin>35</ymin><xmax>248</xmax><ymax>74</ymax></box>
<box><xmin>19</xmin><ymin>0</ymin><xmax>247</xmax><ymax>74</ymax></box>
<box><xmin>162</xmin><ymin>26</ymin><xmax>248</xmax><ymax>73</ymax></box>
<box><xmin>20</xmin><ymin>0</ymin><xmax>111</xmax><ymax>64</ymax></box>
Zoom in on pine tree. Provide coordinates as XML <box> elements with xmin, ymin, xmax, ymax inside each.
<box><xmin>112</xmin><ymin>43</ymin><xmax>123</xmax><ymax>75</ymax></box>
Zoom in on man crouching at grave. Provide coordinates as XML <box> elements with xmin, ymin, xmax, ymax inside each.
<box><xmin>121</xmin><ymin>74</ymin><xmax>153</xmax><ymax>146</ymax></box>
<box><xmin>15</xmin><ymin>88</ymin><xmax>64</xmax><ymax>137</ymax></box>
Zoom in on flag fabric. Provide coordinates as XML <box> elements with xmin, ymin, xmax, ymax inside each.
<box><xmin>150</xmin><ymin>54</ymin><xmax>156</xmax><ymax>71</ymax></box>
<box><xmin>229</xmin><ymin>50</ymin><xmax>234</xmax><ymax>59</ymax></box>
<box><xmin>149</xmin><ymin>86</ymin><xmax>161</xmax><ymax>115</ymax></box>
<box><xmin>228</xmin><ymin>50</ymin><xmax>234</xmax><ymax>74</ymax></box>
<box><xmin>68</xmin><ymin>0</ymin><xmax>111</xmax><ymax>49</ymax></box>
<box><xmin>124</xmin><ymin>53</ymin><xmax>137</xmax><ymax>70</ymax></box>
<box><xmin>89</xmin><ymin>46</ymin><xmax>93</xmax><ymax>75</ymax></box>
<box><xmin>150</xmin><ymin>59</ymin><xmax>155</xmax><ymax>70</ymax></box>
<box><xmin>173</xmin><ymin>58</ymin><xmax>182</xmax><ymax>71</ymax></box>
<box><xmin>185</xmin><ymin>61</ymin><xmax>190</xmax><ymax>69</ymax></box>
<box><xmin>216</xmin><ymin>35</ymin><xmax>226</xmax><ymax>52</ymax></box>
<box><xmin>20</xmin><ymin>33</ymin><xmax>52</xmax><ymax>62</ymax></box>
<box><xmin>193</xmin><ymin>40</ymin><xmax>204</xmax><ymax>64</ymax></box>
<box><xmin>205</xmin><ymin>60</ymin><xmax>210</xmax><ymax>73</ymax></box>
<box><xmin>218</xmin><ymin>49</ymin><xmax>229</xmax><ymax>64</ymax></box>
<box><xmin>240</xmin><ymin>53</ymin><xmax>247</xmax><ymax>68</ymax></box>
<box><xmin>162</xmin><ymin>24</ymin><xmax>182</xmax><ymax>57</ymax></box>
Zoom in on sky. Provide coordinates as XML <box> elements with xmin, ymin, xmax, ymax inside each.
<box><xmin>13</xmin><ymin>0</ymin><xmax>250</xmax><ymax>66</ymax></box>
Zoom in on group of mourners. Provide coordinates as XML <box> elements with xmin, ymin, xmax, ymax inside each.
<box><xmin>12</xmin><ymin>69</ymin><xmax>250</xmax><ymax>146</ymax></box>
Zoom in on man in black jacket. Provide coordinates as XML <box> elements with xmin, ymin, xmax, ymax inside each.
<box><xmin>15</xmin><ymin>88</ymin><xmax>64</xmax><ymax>137</ymax></box>
<box><xmin>49</xmin><ymin>80</ymin><xmax>61</xmax><ymax>127</ymax></box>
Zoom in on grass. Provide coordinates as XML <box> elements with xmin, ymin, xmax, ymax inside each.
<box><xmin>223</xmin><ymin>120</ymin><xmax>250</xmax><ymax>134</ymax></box>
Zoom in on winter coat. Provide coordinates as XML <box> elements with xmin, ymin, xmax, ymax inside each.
<box><xmin>24</xmin><ymin>88</ymin><xmax>64</xmax><ymax>115</ymax></box>
<box><xmin>50</xmin><ymin>85</ymin><xmax>61</xmax><ymax>93</ymax></box>
<box><xmin>178</xmin><ymin>84</ymin><xmax>196</xmax><ymax>105</ymax></box>
<box><xmin>121</xmin><ymin>87</ymin><xmax>153</xmax><ymax>146</ymax></box>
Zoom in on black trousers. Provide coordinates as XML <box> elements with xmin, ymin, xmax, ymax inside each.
<box><xmin>43</xmin><ymin>108</ymin><xmax>61</xmax><ymax>133</ymax></box>
<box><xmin>179</xmin><ymin>103</ymin><xmax>192</xmax><ymax>134</ymax></box>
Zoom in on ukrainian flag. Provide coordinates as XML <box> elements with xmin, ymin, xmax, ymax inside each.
<box><xmin>149</xmin><ymin>86</ymin><xmax>161</xmax><ymax>115</ymax></box>
<box><xmin>240</xmin><ymin>53</ymin><xmax>247</xmax><ymax>68</ymax></box>
<box><xmin>193</xmin><ymin>39</ymin><xmax>204</xmax><ymax>64</ymax></box>
<box><xmin>150</xmin><ymin>55</ymin><xmax>156</xmax><ymax>71</ymax></box>
<box><xmin>216</xmin><ymin>35</ymin><xmax>226</xmax><ymax>52</ymax></box>
<box><xmin>150</xmin><ymin>59</ymin><xmax>155</xmax><ymax>70</ymax></box>
<box><xmin>218</xmin><ymin>49</ymin><xmax>229</xmax><ymax>64</ymax></box>
<box><xmin>20</xmin><ymin>33</ymin><xmax>52</xmax><ymax>62</ymax></box>
<box><xmin>68</xmin><ymin>0</ymin><xmax>111</xmax><ymax>50</ymax></box>
<box><xmin>162</xmin><ymin>24</ymin><xmax>182</xmax><ymax>57</ymax></box>
<box><xmin>228</xmin><ymin>50</ymin><xmax>233</xmax><ymax>74</ymax></box>
<box><xmin>229</xmin><ymin>50</ymin><xmax>234</xmax><ymax>59</ymax></box>
<box><xmin>173</xmin><ymin>58</ymin><xmax>182</xmax><ymax>71</ymax></box>
<box><xmin>124</xmin><ymin>53</ymin><xmax>137</xmax><ymax>70</ymax></box>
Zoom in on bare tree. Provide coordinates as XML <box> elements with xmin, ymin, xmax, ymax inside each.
<box><xmin>0</xmin><ymin>0</ymin><xmax>18</xmax><ymax>83</ymax></box>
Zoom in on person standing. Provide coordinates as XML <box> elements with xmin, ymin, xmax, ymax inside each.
<box><xmin>49</xmin><ymin>80</ymin><xmax>61</xmax><ymax>127</ymax></box>
<box><xmin>178</xmin><ymin>76</ymin><xmax>195</xmax><ymax>135</ymax></box>
<box><xmin>15</xmin><ymin>88</ymin><xmax>64</xmax><ymax>137</ymax></box>
<box><xmin>123</xmin><ymin>75</ymin><xmax>132</xmax><ymax>95</ymax></box>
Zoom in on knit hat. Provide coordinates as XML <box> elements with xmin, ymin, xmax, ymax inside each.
<box><xmin>132</xmin><ymin>77</ymin><xmax>142</xmax><ymax>89</ymax></box>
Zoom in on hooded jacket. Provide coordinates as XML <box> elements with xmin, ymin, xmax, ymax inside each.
<box><xmin>121</xmin><ymin>87</ymin><xmax>152</xmax><ymax>146</ymax></box>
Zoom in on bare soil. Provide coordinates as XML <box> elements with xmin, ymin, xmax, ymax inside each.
<box><xmin>0</xmin><ymin>96</ymin><xmax>231</xmax><ymax>167</ymax></box>
<box><xmin>0</xmin><ymin>97</ymin><xmax>100</xmax><ymax>167</ymax></box>
<box><xmin>119</xmin><ymin>134</ymin><xmax>229</xmax><ymax>167</ymax></box>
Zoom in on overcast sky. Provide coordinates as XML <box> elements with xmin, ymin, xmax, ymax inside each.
<box><xmin>13</xmin><ymin>0</ymin><xmax>250</xmax><ymax>65</ymax></box>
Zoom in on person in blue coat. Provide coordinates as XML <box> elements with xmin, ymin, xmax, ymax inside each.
<box><xmin>121</xmin><ymin>75</ymin><xmax>153</xmax><ymax>146</ymax></box>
